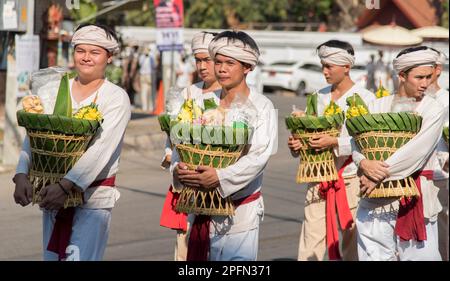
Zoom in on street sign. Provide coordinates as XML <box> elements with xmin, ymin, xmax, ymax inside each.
<box><xmin>156</xmin><ymin>28</ymin><xmax>183</xmax><ymax>52</ymax></box>
<box><xmin>154</xmin><ymin>0</ymin><xmax>184</xmax><ymax>52</ymax></box>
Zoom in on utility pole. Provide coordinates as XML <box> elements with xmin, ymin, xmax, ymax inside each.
<box><xmin>2</xmin><ymin>0</ymin><xmax>34</xmax><ymax>166</ymax></box>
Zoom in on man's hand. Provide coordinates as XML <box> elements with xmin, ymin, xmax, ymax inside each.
<box><xmin>161</xmin><ymin>154</ymin><xmax>172</xmax><ymax>169</ymax></box>
<box><xmin>174</xmin><ymin>162</ymin><xmax>200</xmax><ymax>188</ymax></box>
<box><xmin>177</xmin><ymin>165</ymin><xmax>220</xmax><ymax>190</ymax></box>
<box><xmin>39</xmin><ymin>179</ymin><xmax>74</xmax><ymax>210</ymax></box>
<box><xmin>288</xmin><ymin>136</ymin><xmax>302</xmax><ymax>156</ymax></box>
<box><xmin>13</xmin><ymin>173</ymin><xmax>33</xmax><ymax>207</ymax></box>
<box><xmin>359</xmin><ymin>159</ymin><xmax>390</xmax><ymax>182</ymax></box>
<box><xmin>360</xmin><ymin>175</ymin><xmax>378</xmax><ymax>196</ymax></box>
<box><xmin>308</xmin><ymin>134</ymin><xmax>338</xmax><ymax>151</ymax></box>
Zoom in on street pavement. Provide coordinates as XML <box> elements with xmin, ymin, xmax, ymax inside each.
<box><xmin>0</xmin><ymin>91</ymin><xmax>309</xmax><ymax>260</ymax></box>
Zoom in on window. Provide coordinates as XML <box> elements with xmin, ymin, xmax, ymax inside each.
<box><xmin>300</xmin><ymin>63</ymin><xmax>321</xmax><ymax>72</ymax></box>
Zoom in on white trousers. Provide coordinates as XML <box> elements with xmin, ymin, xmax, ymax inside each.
<box><xmin>43</xmin><ymin>208</ymin><xmax>111</xmax><ymax>261</ymax></box>
<box><xmin>209</xmin><ymin>227</ymin><xmax>259</xmax><ymax>261</ymax></box>
<box><xmin>356</xmin><ymin>204</ymin><xmax>441</xmax><ymax>261</ymax></box>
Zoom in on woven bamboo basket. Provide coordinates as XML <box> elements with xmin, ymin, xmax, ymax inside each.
<box><xmin>17</xmin><ymin>110</ymin><xmax>100</xmax><ymax>208</ymax></box>
<box><xmin>172</xmin><ymin>123</ymin><xmax>251</xmax><ymax>216</ymax></box>
<box><xmin>346</xmin><ymin>112</ymin><xmax>422</xmax><ymax>198</ymax></box>
<box><xmin>286</xmin><ymin>112</ymin><xmax>344</xmax><ymax>183</ymax></box>
<box><xmin>292</xmin><ymin>128</ymin><xmax>340</xmax><ymax>183</ymax></box>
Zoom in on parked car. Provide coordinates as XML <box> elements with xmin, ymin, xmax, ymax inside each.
<box><xmin>246</xmin><ymin>62</ymin><xmax>264</xmax><ymax>94</ymax></box>
<box><xmin>261</xmin><ymin>61</ymin><xmax>327</xmax><ymax>96</ymax></box>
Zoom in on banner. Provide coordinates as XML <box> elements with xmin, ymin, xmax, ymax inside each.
<box><xmin>153</xmin><ymin>0</ymin><xmax>184</xmax><ymax>51</ymax></box>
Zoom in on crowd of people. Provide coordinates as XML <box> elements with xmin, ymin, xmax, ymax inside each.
<box><xmin>12</xmin><ymin>23</ymin><xmax>449</xmax><ymax>262</ymax></box>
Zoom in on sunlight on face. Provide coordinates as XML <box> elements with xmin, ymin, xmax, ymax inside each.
<box><xmin>73</xmin><ymin>44</ymin><xmax>111</xmax><ymax>77</ymax></box>
<box><xmin>214</xmin><ymin>54</ymin><xmax>251</xmax><ymax>90</ymax></box>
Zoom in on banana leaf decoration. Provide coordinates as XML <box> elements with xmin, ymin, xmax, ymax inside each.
<box><xmin>285</xmin><ymin>92</ymin><xmax>345</xmax><ymax>134</ymax></box>
<box><xmin>346</xmin><ymin>112</ymin><xmax>422</xmax><ymax>137</ymax></box>
<box><xmin>52</xmin><ymin>73</ymin><xmax>72</xmax><ymax>117</ymax></box>
<box><xmin>444</xmin><ymin>127</ymin><xmax>449</xmax><ymax>146</ymax></box>
<box><xmin>306</xmin><ymin>92</ymin><xmax>318</xmax><ymax>116</ymax></box>
<box><xmin>345</xmin><ymin>93</ymin><xmax>369</xmax><ymax>119</ymax></box>
<box><xmin>375</xmin><ymin>79</ymin><xmax>390</xmax><ymax>99</ymax></box>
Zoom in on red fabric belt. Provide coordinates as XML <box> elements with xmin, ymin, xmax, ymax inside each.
<box><xmin>187</xmin><ymin>191</ymin><xmax>262</xmax><ymax>261</ymax></box>
<box><xmin>160</xmin><ymin>185</ymin><xmax>188</xmax><ymax>231</ymax></box>
<box><xmin>46</xmin><ymin>176</ymin><xmax>116</xmax><ymax>260</ymax></box>
<box><xmin>395</xmin><ymin>170</ymin><xmax>433</xmax><ymax>242</ymax></box>
<box><xmin>319</xmin><ymin>156</ymin><xmax>354</xmax><ymax>261</ymax></box>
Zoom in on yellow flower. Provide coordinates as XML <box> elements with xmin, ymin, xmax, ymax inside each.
<box><xmin>176</xmin><ymin>99</ymin><xmax>203</xmax><ymax>123</ymax></box>
<box><xmin>358</xmin><ymin>105</ymin><xmax>368</xmax><ymax>115</ymax></box>
<box><xmin>323</xmin><ymin>101</ymin><xmax>342</xmax><ymax>116</ymax></box>
<box><xmin>73</xmin><ymin>104</ymin><xmax>103</xmax><ymax>121</ymax></box>
<box><xmin>346</xmin><ymin>106</ymin><xmax>359</xmax><ymax>119</ymax></box>
<box><xmin>375</xmin><ymin>79</ymin><xmax>390</xmax><ymax>99</ymax></box>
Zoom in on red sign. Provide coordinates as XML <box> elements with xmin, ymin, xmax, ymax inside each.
<box><xmin>154</xmin><ymin>0</ymin><xmax>184</xmax><ymax>28</ymax></box>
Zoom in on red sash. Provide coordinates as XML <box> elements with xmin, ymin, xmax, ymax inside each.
<box><xmin>46</xmin><ymin>176</ymin><xmax>116</xmax><ymax>260</ymax></box>
<box><xmin>318</xmin><ymin>156</ymin><xmax>354</xmax><ymax>261</ymax></box>
<box><xmin>394</xmin><ymin>170</ymin><xmax>433</xmax><ymax>242</ymax></box>
<box><xmin>186</xmin><ymin>191</ymin><xmax>262</xmax><ymax>261</ymax></box>
<box><xmin>159</xmin><ymin>185</ymin><xmax>188</xmax><ymax>231</ymax></box>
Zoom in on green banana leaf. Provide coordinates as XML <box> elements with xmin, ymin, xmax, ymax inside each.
<box><xmin>345</xmin><ymin>93</ymin><xmax>369</xmax><ymax>110</ymax></box>
<box><xmin>17</xmin><ymin>110</ymin><xmax>100</xmax><ymax>135</ymax></box>
<box><xmin>443</xmin><ymin>127</ymin><xmax>449</xmax><ymax>145</ymax></box>
<box><xmin>306</xmin><ymin>93</ymin><xmax>318</xmax><ymax>116</ymax></box>
<box><xmin>52</xmin><ymin>73</ymin><xmax>72</xmax><ymax>117</ymax></box>
<box><xmin>203</xmin><ymin>98</ymin><xmax>218</xmax><ymax>111</ymax></box>
<box><xmin>285</xmin><ymin>112</ymin><xmax>345</xmax><ymax>132</ymax></box>
<box><xmin>170</xmin><ymin>121</ymin><xmax>253</xmax><ymax>147</ymax></box>
<box><xmin>158</xmin><ymin>114</ymin><xmax>170</xmax><ymax>133</ymax></box>
<box><xmin>346</xmin><ymin>113</ymin><xmax>422</xmax><ymax>136</ymax></box>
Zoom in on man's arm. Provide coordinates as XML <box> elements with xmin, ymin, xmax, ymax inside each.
<box><xmin>63</xmin><ymin>92</ymin><xmax>131</xmax><ymax>191</ymax></box>
<box><xmin>216</xmin><ymin>102</ymin><xmax>277</xmax><ymax>197</ymax></box>
<box><xmin>385</xmin><ymin>103</ymin><xmax>444</xmax><ymax>180</ymax></box>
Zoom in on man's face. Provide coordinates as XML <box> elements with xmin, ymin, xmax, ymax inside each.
<box><xmin>320</xmin><ymin>61</ymin><xmax>349</xmax><ymax>85</ymax></box>
<box><xmin>73</xmin><ymin>44</ymin><xmax>111</xmax><ymax>77</ymax></box>
<box><xmin>194</xmin><ymin>52</ymin><xmax>215</xmax><ymax>84</ymax></box>
<box><xmin>214</xmin><ymin>54</ymin><xmax>251</xmax><ymax>89</ymax></box>
<box><xmin>400</xmin><ymin>65</ymin><xmax>434</xmax><ymax>100</ymax></box>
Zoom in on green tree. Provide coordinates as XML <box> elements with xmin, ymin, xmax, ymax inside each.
<box><xmin>184</xmin><ymin>0</ymin><xmax>333</xmax><ymax>29</ymax></box>
<box><xmin>70</xmin><ymin>0</ymin><xmax>98</xmax><ymax>24</ymax></box>
<box><xmin>442</xmin><ymin>0</ymin><xmax>449</xmax><ymax>28</ymax></box>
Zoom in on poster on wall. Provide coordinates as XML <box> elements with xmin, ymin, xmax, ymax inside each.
<box><xmin>15</xmin><ymin>34</ymin><xmax>39</xmax><ymax>97</ymax></box>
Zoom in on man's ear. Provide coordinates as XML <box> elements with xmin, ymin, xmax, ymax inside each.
<box><xmin>107</xmin><ymin>53</ymin><xmax>113</xmax><ymax>64</ymax></box>
<box><xmin>435</xmin><ymin>65</ymin><xmax>442</xmax><ymax>77</ymax></box>
<box><xmin>398</xmin><ymin>72</ymin><xmax>407</xmax><ymax>83</ymax></box>
<box><xmin>243</xmin><ymin>63</ymin><xmax>252</xmax><ymax>75</ymax></box>
<box><xmin>344</xmin><ymin>64</ymin><xmax>351</xmax><ymax>75</ymax></box>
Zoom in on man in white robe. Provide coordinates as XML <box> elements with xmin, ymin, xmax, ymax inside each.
<box><xmin>160</xmin><ymin>31</ymin><xmax>222</xmax><ymax>261</ymax></box>
<box><xmin>427</xmin><ymin>49</ymin><xmax>449</xmax><ymax>260</ymax></box>
<box><xmin>353</xmin><ymin>46</ymin><xmax>444</xmax><ymax>261</ymax></box>
<box><xmin>13</xmin><ymin>24</ymin><xmax>131</xmax><ymax>261</ymax></box>
<box><xmin>288</xmin><ymin>40</ymin><xmax>375</xmax><ymax>261</ymax></box>
<box><xmin>171</xmin><ymin>30</ymin><xmax>277</xmax><ymax>261</ymax></box>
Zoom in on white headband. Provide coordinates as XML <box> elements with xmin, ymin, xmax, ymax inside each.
<box><xmin>317</xmin><ymin>45</ymin><xmax>355</xmax><ymax>66</ymax></box>
<box><xmin>393</xmin><ymin>49</ymin><xmax>437</xmax><ymax>73</ymax></box>
<box><xmin>191</xmin><ymin>32</ymin><xmax>215</xmax><ymax>55</ymax></box>
<box><xmin>208</xmin><ymin>36</ymin><xmax>259</xmax><ymax>68</ymax></box>
<box><xmin>71</xmin><ymin>25</ymin><xmax>119</xmax><ymax>54</ymax></box>
<box><xmin>437</xmin><ymin>52</ymin><xmax>447</xmax><ymax>65</ymax></box>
